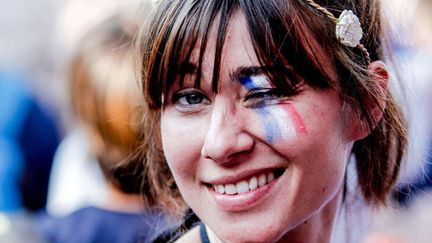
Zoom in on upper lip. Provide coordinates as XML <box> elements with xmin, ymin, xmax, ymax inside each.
<box><xmin>203</xmin><ymin>167</ymin><xmax>284</xmax><ymax>185</ymax></box>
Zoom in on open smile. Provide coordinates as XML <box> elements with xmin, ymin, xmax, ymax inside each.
<box><xmin>204</xmin><ymin>168</ymin><xmax>286</xmax><ymax>211</ymax></box>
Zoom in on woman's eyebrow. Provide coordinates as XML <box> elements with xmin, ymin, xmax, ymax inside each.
<box><xmin>178</xmin><ymin>62</ymin><xmax>197</xmax><ymax>75</ymax></box>
<box><xmin>230</xmin><ymin>66</ymin><xmax>265</xmax><ymax>82</ymax></box>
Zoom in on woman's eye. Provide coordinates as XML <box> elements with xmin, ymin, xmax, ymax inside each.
<box><xmin>170</xmin><ymin>89</ymin><xmax>211</xmax><ymax>112</ymax></box>
<box><xmin>178</xmin><ymin>93</ymin><xmax>205</xmax><ymax>105</ymax></box>
<box><xmin>247</xmin><ymin>89</ymin><xmax>280</xmax><ymax>99</ymax></box>
<box><xmin>244</xmin><ymin>88</ymin><xmax>283</xmax><ymax>107</ymax></box>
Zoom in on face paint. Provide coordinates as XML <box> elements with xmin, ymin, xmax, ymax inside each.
<box><xmin>282</xmin><ymin>104</ymin><xmax>307</xmax><ymax>134</ymax></box>
<box><xmin>240</xmin><ymin>75</ymin><xmax>307</xmax><ymax>143</ymax></box>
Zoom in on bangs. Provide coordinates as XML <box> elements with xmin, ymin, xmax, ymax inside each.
<box><xmin>144</xmin><ymin>0</ymin><xmax>339</xmax><ymax>108</ymax></box>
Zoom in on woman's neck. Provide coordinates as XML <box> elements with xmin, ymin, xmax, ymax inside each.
<box><xmin>278</xmin><ymin>193</ymin><xmax>341</xmax><ymax>243</ymax></box>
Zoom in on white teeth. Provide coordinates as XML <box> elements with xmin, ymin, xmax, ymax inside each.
<box><xmin>258</xmin><ymin>174</ymin><xmax>267</xmax><ymax>187</ymax></box>
<box><xmin>267</xmin><ymin>173</ymin><xmax>274</xmax><ymax>183</ymax></box>
<box><xmin>249</xmin><ymin>176</ymin><xmax>258</xmax><ymax>190</ymax></box>
<box><xmin>225</xmin><ymin>184</ymin><xmax>237</xmax><ymax>195</ymax></box>
<box><xmin>214</xmin><ymin>172</ymin><xmax>278</xmax><ymax>195</ymax></box>
<box><xmin>217</xmin><ymin>184</ymin><xmax>225</xmax><ymax>194</ymax></box>
<box><xmin>236</xmin><ymin>181</ymin><xmax>249</xmax><ymax>194</ymax></box>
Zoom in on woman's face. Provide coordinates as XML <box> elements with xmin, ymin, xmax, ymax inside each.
<box><xmin>161</xmin><ymin>11</ymin><xmax>358</xmax><ymax>242</ymax></box>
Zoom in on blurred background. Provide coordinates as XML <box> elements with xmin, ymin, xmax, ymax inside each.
<box><xmin>0</xmin><ymin>0</ymin><xmax>431</xmax><ymax>242</ymax></box>
<box><xmin>0</xmin><ymin>0</ymin><xmax>145</xmax><ymax>241</ymax></box>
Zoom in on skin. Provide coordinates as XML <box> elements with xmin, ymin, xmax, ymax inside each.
<box><xmin>363</xmin><ymin>233</ymin><xmax>406</xmax><ymax>243</ymax></box>
<box><xmin>160</xmin><ymin>11</ymin><xmax>385</xmax><ymax>243</ymax></box>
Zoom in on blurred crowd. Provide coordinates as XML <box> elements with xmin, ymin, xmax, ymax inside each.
<box><xmin>0</xmin><ymin>0</ymin><xmax>431</xmax><ymax>242</ymax></box>
<box><xmin>1</xmin><ymin>0</ymin><xmax>175</xmax><ymax>242</ymax></box>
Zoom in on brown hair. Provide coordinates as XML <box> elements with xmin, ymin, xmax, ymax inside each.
<box><xmin>70</xmin><ymin>12</ymin><xmax>145</xmax><ymax>195</ymax></box>
<box><xmin>138</xmin><ymin>0</ymin><xmax>407</xmax><ymax>211</ymax></box>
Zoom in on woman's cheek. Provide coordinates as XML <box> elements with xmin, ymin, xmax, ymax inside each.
<box><xmin>161</xmin><ymin>114</ymin><xmax>204</xmax><ymax>174</ymax></box>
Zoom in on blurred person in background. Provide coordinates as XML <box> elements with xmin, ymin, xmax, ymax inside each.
<box><xmin>0</xmin><ymin>71</ymin><xmax>59</xmax><ymax>242</ymax></box>
<box><xmin>383</xmin><ymin>0</ymin><xmax>432</xmax><ymax>205</ymax></box>
<box><xmin>38</xmin><ymin>5</ymin><xmax>174</xmax><ymax>243</ymax></box>
<box><xmin>364</xmin><ymin>0</ymin><xmax>432</xmax><ymax>242</ymax></box>
<box><xmin>1</xmin><ymin>1</ymin><xmax>62</xmax><ymax>241</ymax></box>
<box><xmin>0</xmin><ymin>72</ymin><xmax>27</xmax><ymax>213</ymax></box>
<box><xmin>46</xmin><ymin>0</ymin><xmax>145</xmax><ymax>217</ymax></box>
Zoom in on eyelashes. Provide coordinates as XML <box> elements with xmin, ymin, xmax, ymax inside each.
<box><xmin>169</xmin><ymin>87</ymin><xmax>300</xmax><ymax>113</ymax></box>
<box><xmin>174</xmin><ymin>92</ymin><xmax>206</xmax><ymax>105</ymax></box>
<box><xmin>243</xmin><ymin>88</ymin><xmax>285</xmax><ymax>108</ymax></box>
<box><xmin>170</xmin><ymin>88</ymin><xmax>211</xmax><ymax>112</ymax></box>
<box><xmin>167</xmin><ymin>79</ymin><xmax>303</xmax><ymax>113</ymax></box>
<box><xmin>243</xmin><ymin>84</ymin><xmax>303</xmax><ymax>108</ymax></box>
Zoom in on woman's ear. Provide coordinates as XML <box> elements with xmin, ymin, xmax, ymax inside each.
<box><xmin>345</xmin><ymin>61</ymin><xmax>389</xmax><ymax>141</ymax></box>
<box><xmin>367</xmin><ymin>60</ymin><xmax>389</xmax><ymax>125</ymax></box>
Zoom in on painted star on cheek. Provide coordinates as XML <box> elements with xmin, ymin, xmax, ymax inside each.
<box><xmin>240</xmin><ymin>75</ymin><xmax>307</xmax><ymax>143</ymax></box>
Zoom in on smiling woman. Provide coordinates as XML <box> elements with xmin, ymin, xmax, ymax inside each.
<box><xmin>138</xmin><ymin>0</ymin><xmax>407</xmax><ymax>242</ymax></box>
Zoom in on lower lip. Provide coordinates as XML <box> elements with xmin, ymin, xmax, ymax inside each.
<box><xmin>208</xmin><ymin>179</ymin><xmax>278</xmax><ymax>212</ymax></box>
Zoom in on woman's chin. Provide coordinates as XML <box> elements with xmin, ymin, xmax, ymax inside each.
<box><xmin>212</xmin><ymin>224</ymin><xmax>284</xmax><ymax>243</ymax></box>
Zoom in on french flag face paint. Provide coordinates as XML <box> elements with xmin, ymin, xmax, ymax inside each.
<box><xmin>240</xmin><ymin>75</ymin><xmax>307</xmax><ymax>143</ymax></box>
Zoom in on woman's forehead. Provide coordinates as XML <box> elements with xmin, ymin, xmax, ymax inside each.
<box><xmin>179</xmin><ymin>10</ymin><xmax>336</xmax><ymax>89</ymax></box>
<box><xmin>188</xmin><ymin>10</ymin><xmax>258</xmax><ymax>67</ymax></box>
<box><xmin>153</xmin><ymin>1</ymin><xmax>340</xmax><ymax>104</ymax></box>
<box><xmin>171</xmin><ymin>10</ymin><xmax>262</xmax><ymax>91</ymax></box>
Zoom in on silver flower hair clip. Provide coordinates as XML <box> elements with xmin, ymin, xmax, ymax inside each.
<box><xmin>303</xmin><ymin>0</ymin><xmax>364</xmax><ymax>48</ymax></box>
<box><xmin>302</xmin><ymin>0</ymin><xmax>370</xmax><ymax>63</ymax></box>
<box><xmin>336</xmin><ymin>10</ymin><xmax>363</xmax><ymax>48</ymax></box>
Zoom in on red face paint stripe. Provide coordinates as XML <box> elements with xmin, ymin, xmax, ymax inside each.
<box><xmin>282</xmin><ymin>104</ymin><xmax>307</xmax><ymax>134</ymax></box>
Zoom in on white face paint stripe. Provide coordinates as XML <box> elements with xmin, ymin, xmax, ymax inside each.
<box><xmin>250</xmin><ymin>75</ymin><xmax>273</xmax><ymax>88</ymax></box>
<box><xmin>266</xmin><ymin>106</ymin><xmax>297</xmax><ymax>140</ymax></box>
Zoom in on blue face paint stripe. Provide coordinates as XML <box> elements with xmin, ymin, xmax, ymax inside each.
<box><xmin>255</xmin><ymin>109</ymin><xmax>272</xmax><ymax>142</ymax></box>
<box><xmin>240</xmin><ymin>75</ymin><xmax>283</xmax><ymax>143</ymax></box>
<box><xmin>239</xmin><ymin>77</ymin><xmax>256</xmax><ymax>90</ymax></box>
<box><xmin>256</xmin><ymin>109</ymin><xmax>280</xmax><ymax>143</ymax></box>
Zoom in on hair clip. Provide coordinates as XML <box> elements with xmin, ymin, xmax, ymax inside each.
<box><xmin>335</xmin><ymin>10</ymin><xmax>363</xmax><ymax>48</ymax></box>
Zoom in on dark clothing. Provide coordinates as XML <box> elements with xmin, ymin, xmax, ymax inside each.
<box><xmin>18</xmin><ymin>98</ymin><xmax>60</xmax><ymax>210</ymax></box>
<box><xmin>39</xmin><ymin>207</ymin><xmax>172</xmax><ymax>243</ymax></box>
<box><xmin>151</xmin><ymin>208</ymin><xmax>201</xmax><ymax>243</ymax></box>
<box><xmin>0</xmin><ymin>71</ymin><xmax>59</xmax><ymax>211</ymax></box>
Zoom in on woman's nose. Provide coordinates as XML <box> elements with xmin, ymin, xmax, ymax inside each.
<box><xmin>201</xmin><ymin>100</ymin><xmax>254</xmax><ymax>164</ymax></box>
